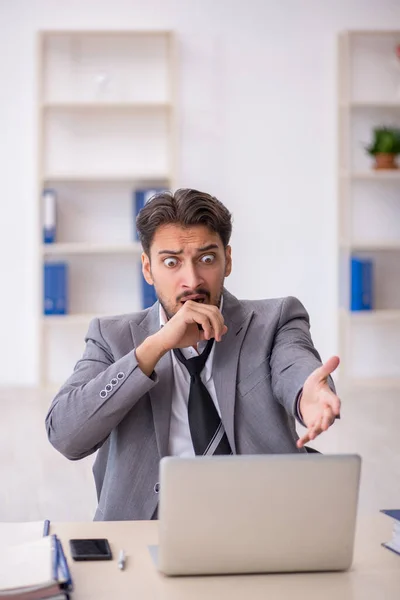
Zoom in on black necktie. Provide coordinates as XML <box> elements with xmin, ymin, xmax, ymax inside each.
<box><xmin>173</xmin><ymin>339</ymin><xmax>232</xmax><ymax>456</ymax></box>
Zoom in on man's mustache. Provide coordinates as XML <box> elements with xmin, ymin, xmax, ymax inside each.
<box><xmin>177</xmin><ymin>289</ymin><xmax>210</xmax><ymax>302</ymax></box>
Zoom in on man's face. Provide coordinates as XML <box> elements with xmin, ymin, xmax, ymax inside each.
<box><xmin>141</xmin><ymin>224</ymin><xmax>232</xmax><ymax>319</ymax></box>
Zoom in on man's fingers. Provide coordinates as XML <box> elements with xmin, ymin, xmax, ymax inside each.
<box><xmin>185</xmin><ymin>302</ymin><xmax>226</xmax><ymax>341</ymax></box>
<box><xmin>297</xmin><ymin>411</ymin><xmax>332</xmax><ymax>448</ymax></box>
<box><xmin>297</xmin><ymin>433</ymin><xmax>310</xmax><ymax>448</ymax></box>
<box><xmin>189</xmin><ymin>311</ymin><xmax>214</xmax><ymax>340</ymax></box>
<box><xmin>310</xmin><ymin>356</ymin><xmax>340</xmax><ymax>384</ymax></box>
<box><xmin>197</xmin><ymin>304</ymin><xmax>226</xmax><ymax>341</ymax></box>
<box><xmin>297</xmin><ymin>396</ymin><xmax>340</xmax><ymax>449</ymax></box>
<box><xmin>308</xmin><ymin>420</ymin><xmax>322</xmax><ymax>440</ymax></box>
<box><xmin>321</xmin><ymin>388</ymin><xmax>341</xmax><ymax>417</ymax></box>
<box><xmin>297</xmin><ymin>431</ymin><xmax>312</xmax><ymax>448</ymax></box>
<box><xmin>297</xmin><ymin>420</ymin><xmax>322</xmax><ymax>446</ymax></box>
<box><xmin>321</xmin><ymin>405</ymin><xmax>335</xmax><ymax>431</ymax></box>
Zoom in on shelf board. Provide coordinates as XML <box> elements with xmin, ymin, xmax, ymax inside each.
<box><xmin>40</xmin><ymin>29</ymin><xmax>173</xmax><ymax>37</ymax></box>
<box><xmin>42</xmin><ymin>314</ymin><xmax>100</xmax><ymax>325</ymax></box>
<box><xmin>42</xmin><ymin>312</ymin><xmax>138</xmax><ymax>325</ymax></box>
<box><xmin>42</xmin><ymin>102</ymin><xmax>172</xmax><ymax>110</ymax></box>
<box><xmin>340</xmin><ymin>101</ymin><xmax>400</xmax><ymax>108</ymax></box>
<box><xmin>341</xmin><ymin>241</ymin><xmax>400</xmax><ymax>251</ymax></box>
<box><xmin>347</xmin><ymin>377</ymin><xmax>400</xmax><ymax>390</ymax></box>
<box><xmin>41</xmin><ymin>242</ymin><xmax>142</xmax><ymax>255</ymax></box>
<box><xmin>43</xmin><ymin>174</ymin><xmax>171</xmax><ymax>184</ymax></box>
<box><xmin>340</xmin><ymin>309</ymin><xmax>400</xmax><ymax>323</ymax></box>
<box><xmin>343</xmin><ymin>171</ymin><xmax>400</xmax><ymax>180</ymax></box>
<box><xmin>346</xmin><ymin>30</ymin><xmax>400</xmax><ymax>36</ymax></box>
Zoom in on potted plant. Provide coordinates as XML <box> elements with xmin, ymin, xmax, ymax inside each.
<box><xmin>366</xmin><ymin>126</ymin><xmax>400</xmax><ymax>169</ymax></box>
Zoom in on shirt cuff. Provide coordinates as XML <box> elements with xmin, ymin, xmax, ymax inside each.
<box><xmin>296</xmin><ymin>389</ymin><xmax>306</xmax><ymax>427</ymax></box>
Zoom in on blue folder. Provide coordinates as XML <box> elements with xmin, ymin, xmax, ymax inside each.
<box><xmin>381</xmin><ymin>509</ymin><xmax>400</xmax><ymax>556</ymax></box>
<box><xmin>133</xmin><ymin>188</ymin><xmax>166</xmax><ymax>240</ymax></box>
<box><xmin>350</xmin><ymin>257</ymin><xmax>373</xmax><ymax>311</ymax></box>
<box><xmin>44</xmin><ymin>263</ymin><xmax>68</xmax><ymax>315</ymax></box>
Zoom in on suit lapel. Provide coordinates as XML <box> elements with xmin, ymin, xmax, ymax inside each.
<box><xmin>213</xmin><ymin>290</ymin><xmax>254</xmax><ymax>454</ymax></box>
<box><xmin>129</xmin><ymin>291</ymin><xmax>253</xmax><ymax>458</ymax></box>
<box><xmin>130</xmin><ymin>303</ymin><xmax>173</xmax><ymax>459</ymax></box>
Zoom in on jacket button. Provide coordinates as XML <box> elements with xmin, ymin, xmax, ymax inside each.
<box><xmin>110</xmin><ymin>378</ymin><xmax>118</xmax><ymax>386</ymax></box>
<box><xmin>100</xmin><ymin>390</ymin><xmax>107</xmax><ymax>399</ymax></box>
<box><xmin>154</xmin><ymin>482</ymin><xmax>160</xmax><ymax>494</ymax></box>
<box><xmin>117</xmin><ymin>372</ymin><xmax>125</xmax><ymax>380</ymax></box>
<box><xmin>105</xmin><ymin>384</ymin><xmax>112</xmax><ymax>392</ymax></box>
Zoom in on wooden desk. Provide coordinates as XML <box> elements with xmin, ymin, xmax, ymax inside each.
<box><xmin>48</xmin><ymin>514</ymin><xmax>399</xmax><ymax>600</ymax></box>
<box><xmin>1</xmin><ymin>515</ymin><xmax>399</xmax><ymax>599</ymax></box>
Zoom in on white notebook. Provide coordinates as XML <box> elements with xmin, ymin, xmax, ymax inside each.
<box><xmin>0</xmin><ymin>526</ymin><xmax>67</xmax><ymax>599</ymax></box>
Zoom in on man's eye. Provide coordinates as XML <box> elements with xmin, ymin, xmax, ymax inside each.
<box><xmin>200</xmin><ymin>254</ymin><xmax>215</xmax><ymax>264</ymax></box>
<box><xmin>163</xmin><ymin>257</ymin><xmax>178</xmax><ymax>268</ymax></box>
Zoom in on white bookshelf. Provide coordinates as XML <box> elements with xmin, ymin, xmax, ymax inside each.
<box><xmin>37</xmin><ymin>30</ymin><xmax>178</xmax><ymax>387</ymax></box>
<box><xmin>338</xmin><ymin>30</ymin><xmax>400</xmax><ymax>392</ymax></box>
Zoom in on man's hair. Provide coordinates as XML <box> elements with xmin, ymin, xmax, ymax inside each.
<box><xmin>136</xmin><ymin>188</ymin><xmax>232</xmax><ymax>256</ymax></box>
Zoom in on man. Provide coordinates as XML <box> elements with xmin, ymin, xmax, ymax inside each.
<box><xmin>45</xmin><ymin>188</ymin><xmax>340</xmax><ymax>521</ymax></box>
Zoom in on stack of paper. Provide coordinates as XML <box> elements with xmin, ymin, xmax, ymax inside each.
<box><xmin>381</xmin><ymin>509</ymin><xmax>400</xmax><ymax>556</ymax></box>
<box><xmin>0</xmin><ymin>531</ymin><xmax>72</xmax><ymax>599</ymax></box>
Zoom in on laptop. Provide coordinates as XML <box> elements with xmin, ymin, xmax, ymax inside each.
<box><xmin>155</xmin><ymin>453</ymin><xmax>361</xmax><ymax>576</ymax></box>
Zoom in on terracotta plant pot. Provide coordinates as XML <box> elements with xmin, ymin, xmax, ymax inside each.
<box><xmin>373</xmin><ymin>153</ymin><xmax>398</xmax><ymax>170</ymax></box>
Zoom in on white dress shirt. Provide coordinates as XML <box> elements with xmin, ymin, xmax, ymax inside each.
<box><xmin>159</xmin><ymin>299</ymin><xmax>223</xmax><ymax>457</ymax></box>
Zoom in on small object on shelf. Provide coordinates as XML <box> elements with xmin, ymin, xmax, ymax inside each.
<box><xmin>381</xmin><ymin>509</ymin><xmax>400</xmax><ymax>556</ymax></box>
<box><xmin>365</xmin><ymin>127</ymin><xmax>400</xmax><ymax>170</ymax></box>
<box><xmin>350</xmin><ymin>257</ymin><xmax>373</xmax><ymax>312</ymax></box>
<box><xmin>141</xmin><ymin>269</ymin><xmax>157</xmax><ymax>309</ymax></box>
<box><xmin>42</xmin><ymin>188</ymin><xmax>57</xmax><ymax>243</ymax></box>
<box><xmin>134</xmin><ymin>188</ymin><xmax>166</xmax><ymax>240</ymax></box>
<box><xmin>44</xmin><ymin>262</ymin><xmax>68</xmax><ymax>315</ymax></box>
<box><xmin>94</xmin><ymin>70</ymin><xmax>112</xmax><ymax>100</ymax></box>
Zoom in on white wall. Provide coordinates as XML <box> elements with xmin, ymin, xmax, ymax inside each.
<box><xmin>1</xmin><ymin>0</ymin><xmax>400</xmax><ymax>386</ymax></box>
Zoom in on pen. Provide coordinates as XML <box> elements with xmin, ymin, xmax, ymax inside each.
<box><xmin>43</xmin><ymin>519</ymin><xmax>50</xmax><ymax>537</ymax></box>
<box><xmin>118</xmin><ymin>549</ymin><xmax>126</xmax><ymax>571</ymax></box>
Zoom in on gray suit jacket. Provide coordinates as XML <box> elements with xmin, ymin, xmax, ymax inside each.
<box><xmin>45</xmin><ymin>290</ymin><xmax>332</xmax><ymax>521</ymax></box>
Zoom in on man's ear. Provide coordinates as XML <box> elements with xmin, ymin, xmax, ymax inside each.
<box><xmin>225</xmin><ymin>245</ymin><xmax>232</xmax><ymax>277</ymax></box>
<box><xmin>141</xmin><ymin>252</ymin><xmax>154</xmax><ymax>285</ymax></box>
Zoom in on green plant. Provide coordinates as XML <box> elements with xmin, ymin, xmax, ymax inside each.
<box><xmin>366</xmin><ymin>127</ymin><xmax>400</xmax><ymax>156</ymax></box>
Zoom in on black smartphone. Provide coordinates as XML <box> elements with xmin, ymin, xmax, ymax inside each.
<box><xmin>69</xmin><ymin>538</ymin><xmax>113</xmax><ymax>561</ymax></box>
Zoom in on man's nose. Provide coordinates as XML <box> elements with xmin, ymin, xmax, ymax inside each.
<box><xmin>181</xmin><ymin>263</ymin><xmax>204</xmax><ymax>289</ymax></box>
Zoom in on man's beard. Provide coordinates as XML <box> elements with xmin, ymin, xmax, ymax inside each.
<box><xmin>155</xmin><ymin>282</ymin><xmax>224</xmax><ymax>321</ymax></box>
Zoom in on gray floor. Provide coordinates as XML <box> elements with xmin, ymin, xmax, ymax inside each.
<box><xmin>0</xmin><ymin>387</ymin><xmax>399</xmax><ymax>522</ymax></box>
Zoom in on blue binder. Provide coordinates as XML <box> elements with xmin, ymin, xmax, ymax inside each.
<box><xmin>381</xmin><ymin>509</ymin><xmax>400</xmax><ymax>556</ymax></box>
<box><xmin>133</xmin><ymin>188</ymin><xmax>166</xmax><ymax>240</ymax></box>
<box><xmin>43</xmin><ymin>188</ymin><xmax>57</xmax><ymax>244</ymax></box>
<box><xmin>350</xmin><ymin>257</ymin><xmax>373</xmax><ymax>311</ymax></box>
<box><xmin>44</xmin><ymin>263</ymin><xmax>68</xmax><ymax>315</ymax></box>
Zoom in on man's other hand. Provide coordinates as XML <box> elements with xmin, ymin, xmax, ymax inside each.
<box><xmin>297</xmin><ymin>356</ymin><xmax>341</xmax><ymax>449</ymax></box>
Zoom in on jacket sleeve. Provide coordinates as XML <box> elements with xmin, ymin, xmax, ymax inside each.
<box><xmin>270</xmin><ymin>296</ymin><xmax>336</xmax><ymax>421</ymax></box>
<box><xmin>45</xmin><ymin>318</ymin><xmax>158</xmax><ymax>460</ymax></box>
